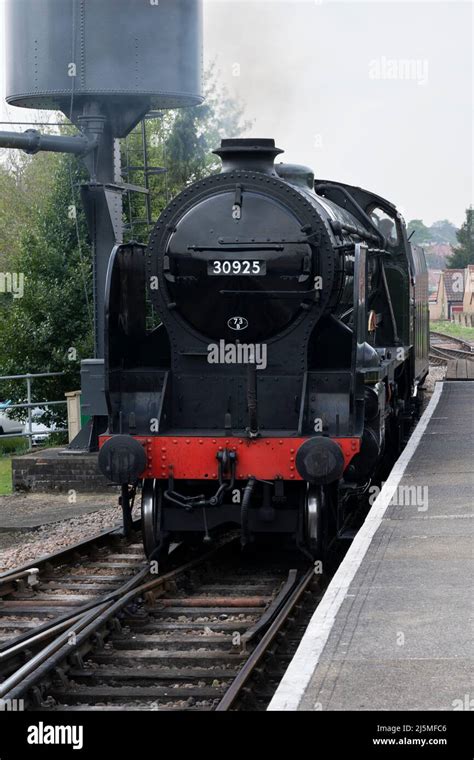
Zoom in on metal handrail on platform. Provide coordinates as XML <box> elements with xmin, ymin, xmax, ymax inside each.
<box><xmin>0</xmin><ymin>372</ymin><xmax>67</xmax><ymax>449</ymax></box>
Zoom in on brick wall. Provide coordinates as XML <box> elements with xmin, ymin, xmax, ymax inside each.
<box><xmin>12</xmin><ymin>448</ymin><xmax>113</xmax><ymax>493</ymax></box>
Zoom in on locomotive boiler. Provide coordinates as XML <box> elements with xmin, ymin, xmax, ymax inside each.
<box><xmin>98</xmin><ymin>138</ymin><xmax>429</xmax><ymax>558</ymax></box>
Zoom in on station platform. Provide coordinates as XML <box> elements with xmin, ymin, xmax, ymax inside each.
<box><xmin>446</xmin><ymin>358</ymin><xmax>474</xmax><ymax>381</ymax></box>
<box><xmin>268</xmin><ymin>381</ymin><xmax>474</xmax><ymax>711</ymax></box>
<box><xmin>0</xmin><ymin>491</ymin><xmax>117</xmax><ymax>533</ymax></box>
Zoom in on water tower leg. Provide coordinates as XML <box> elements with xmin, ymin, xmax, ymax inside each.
<box><xmin>69</xmin><ymin>125</ymin><xmax>123</xmax><ymax>452</ymax></box>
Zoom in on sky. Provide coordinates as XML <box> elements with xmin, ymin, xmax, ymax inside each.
<box><xmin>0</xmin><ymin>0</ymin><xmax>472</xmax><ymax>227</ymax></box>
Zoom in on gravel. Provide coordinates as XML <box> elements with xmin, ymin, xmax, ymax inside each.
<box><xmin>423</xmin><ymin>364</ymin><xmax>446</xmax><ymax>399</ymax></box>
<box><xmin>0</xmin><ymin>503</ymin><xmax>134</xmax><ymax>572</ymax></box>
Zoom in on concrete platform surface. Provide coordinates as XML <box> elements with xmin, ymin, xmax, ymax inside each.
<box><xmin>0</xmin><ymin>491</ymin><xmax>117</xmax><ymax>531</ymax></box>
<box><xmin>269</xmin><ymin>381</ymin><xmax>474</xmax><ymax>711</ymax></box>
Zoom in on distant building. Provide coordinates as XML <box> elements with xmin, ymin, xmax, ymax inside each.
<box><xmin>428</xmin><ymin>269</ymin><xmax>442</xmax><ymax>295</ymax></box>
<box><xmin>429</xmin><ymin>268</ymin><xmax>464</xmax><ymax>321</ymax></box>
<box><xmin>424</xmin><ymin>243</ymin><xmax>454</xmax><ymax>270</ymax></box>
<box><xmin>462</xmin><ymin>264</ymin><xmax>474</xmax><ymax>314</ymax></box>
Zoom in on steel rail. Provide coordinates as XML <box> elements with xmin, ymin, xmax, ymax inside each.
<box><xmin>430</xmin><ymin>331</ymin><xmax>473</xmax><ymax>352</ymax></box>
<box><xmin>0</xmin><ymin>519</ymin><xmax>143</xmax><ymax>663</ymax></box>
<box><xmin>0</xmin><ymin>519</ymin><xmax>141</xmax><ymax>582</ymax></box>
<box><xmin>0</xmin><ymin>564</ymin><xmax>150</xmax><ymax>663</ymax></box>
<box><xmin>0</xmin><ymin>601</ymin><xmax>111</xmax><ymax>699</ymax></box>
<box><xmin>215</xmin><ymin>564</ymin><xmax>317</xmax><ymax>711</ymax></box>
<box><xmin>0</xmin><ymin>535</ymin><xmax>238</xmax><ymax>702</ymax></box>
<box><xmin>0</xmin><ymin>567</ymin><xmax>39</xmax><ymax>588</ymax></box>
<box><xmin>0</xmin><ymin>537</ymin><xmax>194</xmax><ymax>660</ymax></box>
<box><xmin>430</xmin><ymin>345</ymin><xmax>474</xmax><ymax>362</ymax></box>
<box><xmin>429</xmin><ymin>353</ymin><xmax>448</xmax><ymax>366</ymax></box>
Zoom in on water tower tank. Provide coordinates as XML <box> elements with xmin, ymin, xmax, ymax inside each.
<box><xmin>5</xmin><ymin>0</ymin><xmax>203</xmax><ymax>136</ymax></box>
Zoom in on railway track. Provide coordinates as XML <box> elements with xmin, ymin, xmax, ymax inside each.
<box><xmin>0</xmin><ymin>521</ymin><xmax>148</xmax><ymax>678</ymax></box>
<box><xmin>429</xmin><ymin>330</ymin><xmax>473</xmax><ymax>352</ymax></box>
<box><xmin>0</xmin><ymin>534</ymin><xmax>329</xmax><ymax>711</ymax></box>
<box><xmin>429</xmin><ymin>331</ymin><xmax>474</xmax><ymax>366</ymax></box>
<box><xmin>0</xmin><ymin>333</ymin><xmax>456</xmax><ymax>711</ymax></box>
<box><xmin>429</xmin><ymin>346</ymin><xmax>474</xmax><ymax>365</ymax></box>
<box><xmin>428</xmin><ymin>352</ymin><xmax>449</xmax><ymax>366</ymax></box>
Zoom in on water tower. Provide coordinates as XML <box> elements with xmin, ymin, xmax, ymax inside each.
<box><xmin>0</xmin><ymin>0</ymin><xmax>203</xmax><ymax>448</ymax></box>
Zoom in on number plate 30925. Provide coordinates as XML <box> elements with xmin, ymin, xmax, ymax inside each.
<box><xmin>208</xmin><ymin>260</ymin><xmax>266</xmax><ymax>276</ymax></box>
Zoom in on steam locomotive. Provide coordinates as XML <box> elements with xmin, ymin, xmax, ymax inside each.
<box><xmin>98</xmin><ymin>138</ymin><xmax>429</xmax><ymax>558</ymax></box>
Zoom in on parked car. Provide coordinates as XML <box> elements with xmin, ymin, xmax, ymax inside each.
<box><xmin>29</xmin><ymin>407</ymin><xmax>57</xmax><ymax>445</ymax></box>
<box><xmin>0</xmin><ymin>401</ymin><xmax>24</xmax><ymax>436</ymax></box>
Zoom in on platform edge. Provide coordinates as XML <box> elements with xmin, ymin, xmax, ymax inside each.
<box><xmin>267</xmin><ymin>382</ymin><xmax>445</xmax><ymax>711</ymax></box>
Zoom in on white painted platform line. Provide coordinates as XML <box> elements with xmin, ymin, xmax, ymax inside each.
<box><xmin>267</xmin><ymin>382</ymin><xmax>445</xmax><ymax>711</ymax></box>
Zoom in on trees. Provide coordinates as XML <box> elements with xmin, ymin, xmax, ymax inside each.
<box><xmin>406</xmin><ymin>218</ymin><xmax>457</xmax><ymax>246</ymax></box>
<box><xmin>0</xmin><ymin>69</ymin><xmax>249</xmax><ymax>422</ymax></box>
<box><xmin>406</xmin><ymin>219</ymin><xmax>434</xmax><ymax>244</ymax></box>
<box><xmin>446</xmin><ymin>207</ymin><xmax>474</xmax><ymax>268</ymax></box>
<box><xmin>430</xmin><ymin>219</ymin><xmax>457</xmax><ymax>246</ymax></box>
<box><xmin>0</xmin><ymin>150</ymin><xmax>60</xmax><ymax>270</ymax></box>
<box><xmin>163</xmin><ymin>66</ymin><xmax>251</xmax><ymax>194</ymax></box>
<box><xmin>0</xmin><ymin>153</ymin><xmax>93</xmax><ymax>425</ymax></box>
<box><xmin>406</xmin><ymin>215</ymin><xmax>472</xmax><ymax>271</ymax></box>
<box><xmin>122</xmin><ymin>66</ymin><xmax>250</xmax><ymax>240</ymax></box>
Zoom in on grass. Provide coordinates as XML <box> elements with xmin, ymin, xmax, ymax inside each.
<box><xmin>0</xmin><ymin>436</ymin><xmax>66</xmax><ymax>496</ymax></box>
<box><xmin>0</xmin><ymin>456</ymin><xmax>12</xmax><ymax>495</ymax></box>
<box><xmin>0</xmin><ymin>436</ymin><xmax>28</xmax><ymax>455</ymax></box>
<box><xmin>430</xmin><ymin>321</ymin><xmax>474</xmax><ymax>341</ymax></box>
<box><xmin>0</xmin><ymin>437</ymin><xmax>29</xmax><ymax>496</ymax></box>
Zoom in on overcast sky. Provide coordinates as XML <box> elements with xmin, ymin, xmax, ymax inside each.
<box><xmin>0</xmin><ymin>0</ymin><xmax>472</xmax><ymax>226</ymax></box>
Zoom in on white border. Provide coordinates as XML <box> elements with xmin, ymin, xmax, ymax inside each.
<box><xmin>267</xmin><ymin>381</ymin><xmax>445</xmax><ymax>711</ymax></box>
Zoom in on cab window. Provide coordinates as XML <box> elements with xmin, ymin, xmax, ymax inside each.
<box><xmin>370</xmin><ymin>207</ymin><xmax>399</xmax><ymax>245</ymax></box>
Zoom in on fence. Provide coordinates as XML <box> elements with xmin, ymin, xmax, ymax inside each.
<box><xmin>453</xmin><ymin>312</ymin><xmax>474</xmax><ymax>328</ymax></box>
<box><xmin>0</xmin><ymin>372</ymin><xmax>68</xmax><ymax>450</ymax></box>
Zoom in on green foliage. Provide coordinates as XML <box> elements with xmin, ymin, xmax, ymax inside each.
<box><xmin>0</xmin><ymin>151</ymin><xmax>93</xmax><ymax>426</ymax></box>
<box><xmin>407</xmin><ymin>219</ymin><xmax>433</xmax><ymax>243</ymax></box>
<box><xmin>430</xmin><ymin>320</ymin><xmax>474</xmax><ymax>340</ymax></box>
<box><xmin>446</xmin><ymin>207</ymin><xmax>474</xmax><ymax>268</ymax></box>
<box><xmin>407</xmin><ymin>218</ymin><xmax>458</xmax><ymax>246</ymax></box>
<box><xmin>0</xmin><ymin>68</ymin><xmax>249</xmax><ymax>430</ymax></box>
<box><xmin>0</xmin><ymin>436</ymin><xmax>28</xmax><ymax>455</ymax></box>
<box><xmin>46</xmin><ymin>431</ymin><xmax>69</xmax><ymax>447</ymax></box>
<box><xmin>0</xmin><ymin>455</ymin><xmax>12</xmax><ymax>495</ymax></box>
<box><xmin>123</xmin><ymin>65</ymin><xmax>251</xmax><ymax>241</ymax></box>
<box><xmin>0</xmin><ymin>151</ymin><xmax>58</xmax><ymax>269</ymax></box>
<box><xmin>430</xmin><ymin>219</ymin><xmax>458</xmax><ymax>246</ymax></box>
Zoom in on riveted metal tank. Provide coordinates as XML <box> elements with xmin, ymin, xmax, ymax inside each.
<box><xmin>5</xmin><ymin>0</ymin><xmax>203</xmax><ymax>136</ymax></box>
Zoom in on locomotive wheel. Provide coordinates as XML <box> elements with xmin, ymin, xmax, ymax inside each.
<box><xmin>141</xmin><ymin>479</ymin><xmax>164</xmax><ymax>559</ymax></box>
<box><xmin>305</xmin><ymin>484</ymin><xmax>327</xmax><ymax>558</ymax></box>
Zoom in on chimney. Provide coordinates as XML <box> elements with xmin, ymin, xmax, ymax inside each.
<box><xmin>213</xmin><ymin>138</ymin><xmax>283</xmax><ymax>175</ymax></box>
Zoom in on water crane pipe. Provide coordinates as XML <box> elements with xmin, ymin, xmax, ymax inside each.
<box><xmin>0</xmin><ymin>128</ymin><xmax>97</xmax><ymax>156</ymax></box>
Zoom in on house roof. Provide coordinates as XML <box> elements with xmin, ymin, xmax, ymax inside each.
<box><xmin>443</xmin><ymin>269</ymin><xmax>464</xmax><ymax>302</ymax></box>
